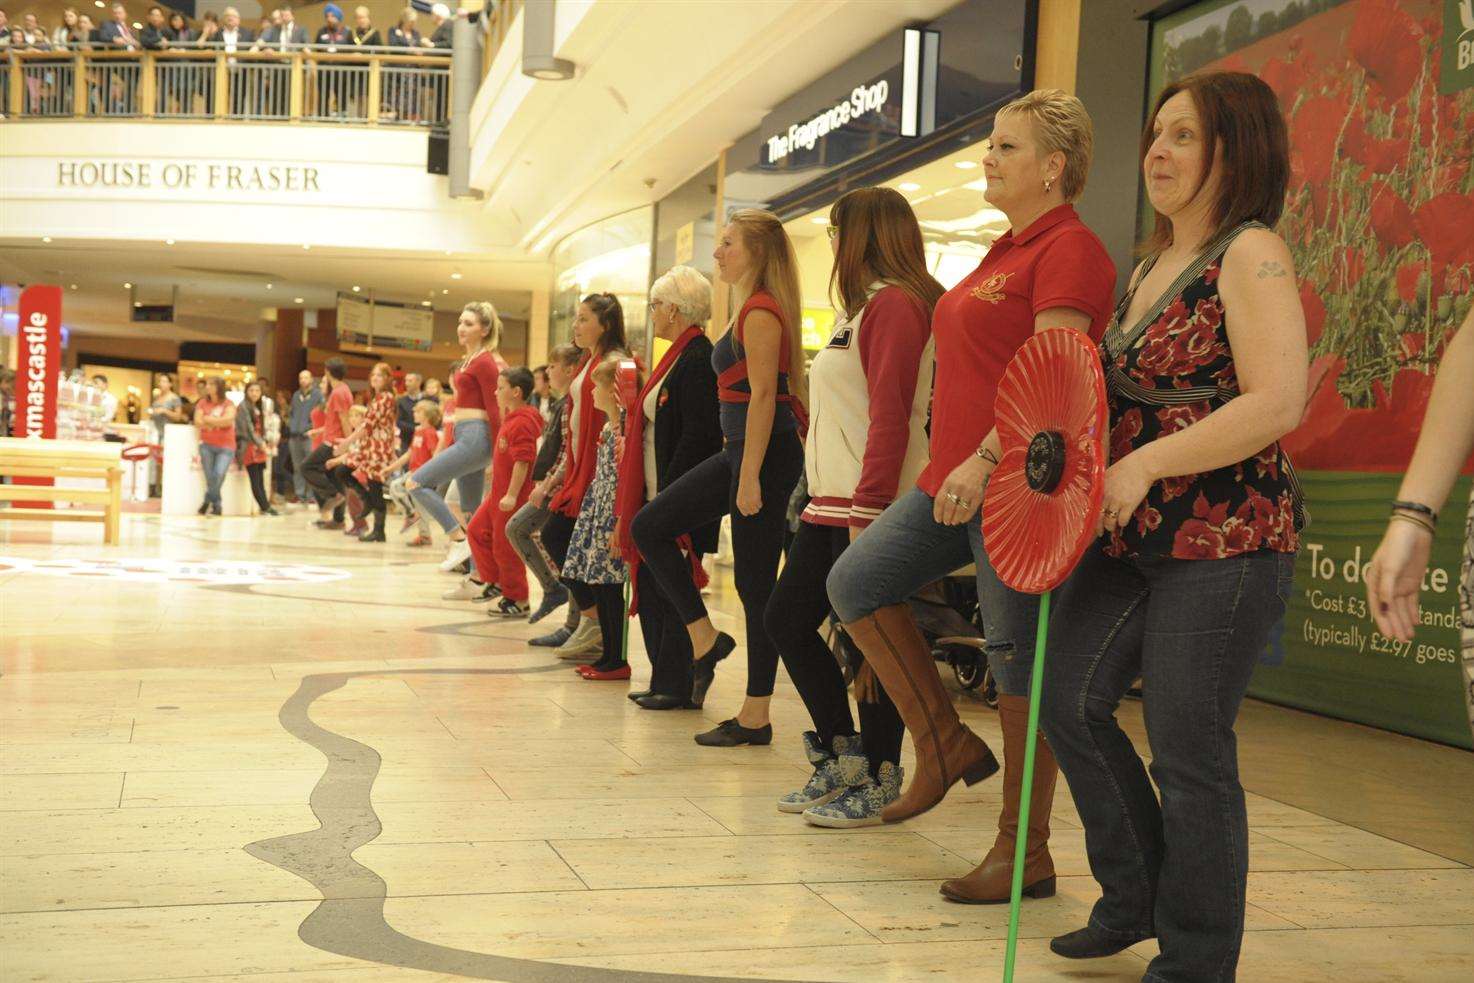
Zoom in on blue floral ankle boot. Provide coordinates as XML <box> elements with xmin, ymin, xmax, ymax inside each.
<box><xmin>803</xmin><ymin>757</ymin><xmax>902</xmax><ymax>828</ymax></box>
<box><xmin>777</xmin><ymin>732</ymin><xmax>859</xmax><ymax>814</ymax></box>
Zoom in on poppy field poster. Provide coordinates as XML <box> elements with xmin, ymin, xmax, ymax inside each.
<box><xmin>1150</xmin><ymin>0</ymin><xmax>1474</xmax><ymax>748</ymax></box>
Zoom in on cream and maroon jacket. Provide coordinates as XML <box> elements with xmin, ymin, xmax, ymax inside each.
<box><xmin>802</xmin><ymin>284</ymin><xmax>933</xmax><ymax>529</ymax></box>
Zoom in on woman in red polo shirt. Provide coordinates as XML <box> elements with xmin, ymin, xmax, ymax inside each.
<box><xmin>826</xmin><ymin>90</ymin><xmax>1115</xmax><ymax>900</ymax></box>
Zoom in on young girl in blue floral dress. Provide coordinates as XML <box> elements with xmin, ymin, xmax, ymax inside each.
<box><xmin>561</xmin><ymin>354</ymin><xmax>631</xmax><ymax>680</ymax></box>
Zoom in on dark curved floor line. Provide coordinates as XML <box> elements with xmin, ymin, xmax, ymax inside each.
<box><xmin>203</xmin><ymin>583</ymin><xmax>537</xmax><ymax>641</ymax></box>
<box><xmin>245</xmin><ymin>666</ymin><xmax>811</xmax><ymax>983</ymax></box>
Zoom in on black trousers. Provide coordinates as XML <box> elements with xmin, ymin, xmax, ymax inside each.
<box><xmin>245</xmin><ymin>462</ymin><xmax>271</xmax><ymax>512</ymax></box>
<box><xmin>540</xmin><ymin>510</ymin><xmax>596</xmax><ymax>611</ymax></box>
<box><xmin>765</xmin><ymin>521</ymin><xmax>904</xmax><ymax>772</ymax></box>
<box><xmin>592</xmin><ymin>582</ymin><xmax>627</xmax><ymax>668</ymax></box>
<box><xmin>300</xmin><ymin>443</ymin><xmax>344</xmax><ymax>522</ymax></box>
<box><xmin>638</xmin><ymin>562</ymin><xmax>695</xmax><ymax>698</ymax></box>
<box><xmin>632</xmin><ymin>433</ymin><xmax>803</xmax><ymax>698</ymax></box>
<box><xmin>332</xmin><ymin>464</ymin><xmax>385</xmax><ymax>516</ymax></box>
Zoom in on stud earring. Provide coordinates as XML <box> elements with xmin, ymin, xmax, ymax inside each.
<box><xmin>1044</xmin><ymin>178</ymin><xmax>1054</xmax><ymax>193</ymax></box>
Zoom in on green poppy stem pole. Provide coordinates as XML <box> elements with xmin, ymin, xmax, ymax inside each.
<box><xmin>1002</xmin><ymin>588</ymin><xmax>1052</xmax><ymax>983</ymax></box>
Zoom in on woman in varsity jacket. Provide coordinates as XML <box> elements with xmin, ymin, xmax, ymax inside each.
<box><xmin>763</xmin><ymin>187</ymin><xmax>943</xmax><ymax>827</ymax></box>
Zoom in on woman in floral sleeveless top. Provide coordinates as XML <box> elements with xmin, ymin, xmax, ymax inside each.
<box><xmin>1039</xmin><ymin>73</ymin><xmax>1309</xmax><ymax>983</ymax></box>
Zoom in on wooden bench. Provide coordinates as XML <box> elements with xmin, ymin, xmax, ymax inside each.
<box><xmin>0</xmin><ymin>438</ymin><xmax>124</xmax><ymax>545</ymax></box>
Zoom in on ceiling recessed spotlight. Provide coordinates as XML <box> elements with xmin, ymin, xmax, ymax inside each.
<box><xmin>265</xmin><ymin>283</ymin><xmax>273</xmax><ymax>289</ymax></box>
<box><xmin>810</xmin><ymin>216</ymin><xmax>829</xmax><ymax>225</ymax></box>
<box><xmin>301</xmin><ymin>244</ymin><xmax>311</xmax><ymax>250</ymax></box>
<box><xmin>133</xmin><ymin>301</ymin><xmax>142</xmax><ymax>307</ymax></box>
<box><xmin>421</xmin><ymin>300</ymin><xmax>432</xmax><ymax>307</ymax></box>
<box><xmin>41</xmin><ymin>236</ymin><xmax>51</xmax><ymax>243</ymax></box>
<box><xmin>123</xmin><ymin>281</ymin><xmax>132</xmax><ymax>289</ymax></box>
<box><xmin>351</xmin><ymin>285</ymin><xmax>361</xmax><ymax>292</ymax></box>
<box><xmin>441</xmin><ymin>289</ymin><xmax>449</xmax><ymax>294</ymax></box>
<box><xmin>69</xmin><ymin>283</ymin><xmax>77</xmax><ymax>290</ymax></box>
<box><xmin>898</xmin><ymin>182</ymin><xmax>922</xmax><ymax>192</ymax></box>
<box><xmin>93</xmin><ymin>1</ymin><xmax>104</xmax><ymax>7</ymax></box>
<box><xmin>165</xmin><ymin>239</ymin><xmax>175</xmax><ymax>245</ymax></box>
<box><xmin>293</xmin><ymin>297</ymin><xmax>304</xmax><ymax>304</ymax></box>
<box><xmin>444</xmin><ymin>250</ymin><xmax>453</xmax><ymax>256</ymax></box>
<box><xmin>450</xmin><ymin>272</ymin><xmax>463</xmax><ymax>280</ymax></box>
<box><xmin>131</xmin><ymin>21</ymin><xmax>142</xmax><ymax>29</ymax></box>
<box><xmin>954</xmin><ymin>160</ymin><xmax>979</xmax><ymax>170</ymax></box>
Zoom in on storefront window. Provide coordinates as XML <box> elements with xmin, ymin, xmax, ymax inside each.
<box><xmin>549</xmin><ymin>207</ymin><xmax>653</xmax><ymax>362</ymax></box>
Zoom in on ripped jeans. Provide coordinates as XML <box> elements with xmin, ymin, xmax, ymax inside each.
<box><xmin>826</xmin><ymin>486</ymin><xmax>1040</xmax><ymax>697</ymax></box>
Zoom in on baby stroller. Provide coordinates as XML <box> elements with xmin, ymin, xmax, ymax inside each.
<box><xmin>824</xmin><ymin>566</ymin><xmax>998</xmax><ymax>708</ymax></box>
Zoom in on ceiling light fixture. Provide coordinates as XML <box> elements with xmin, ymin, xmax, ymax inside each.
<box><xmin>165</xmin><ymin>239</ymin><xmax>175</xmax><ymax>245</ymax></box>
<box><xmin>899</xmin><ymin>182</ymin><xmax>922</xmax><ymax>192</ymax></box>
<box><xmin>441</xmin><ymin>289</ymin><xmax>449</xmax><ymax>295</ymax></box>
<box><xmin>421</xmin><ymin>300</ymin><xmax>432</xmax><ymax>307</ymax></box>
<box><xmin>954</xmin><ymin>160</ymin><xmax>979</xmax><ymax>170</ymax></box>
<box><xmin>41</xmin><ymin>236</ymin><xmax>52</xmax><ymax>243</ymax></box>
<box><xmin>123</xmin><ymin>281</ymin><xmax>132</xmax><ymax>289</ymax></box>
<box><xmin>810</xmin><ymin>216</ymin><xmax>828</xmax><ymax>225</ymax></box>
<box><xmin>69</xmin><ymin>283</ymin><xmax>77</xmax><ymax>290</ymax></box>
<box><xmin>265</xmin><ymin>283</ymin><xmax>273</xmax><ymax>289</ymax></box>
<box><xmin>352</xmin><ymin>285</ymin><xmax>361</xmax><ymax>292</ymax></box>
<box><xmin>294</xmin><ymin>297</ymin><xmax>304</xmax><ymax>304</ymax></box>
<box><xmin>450</xmin><ymin>272</ymin><xmax>463</xmax><ymax>280</ymax></box>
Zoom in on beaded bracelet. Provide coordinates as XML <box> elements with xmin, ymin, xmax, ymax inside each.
<box><xmin>1391</xmin><ymin>500</ymin><xmax>1438</xmax><ymax>526</ymax></box>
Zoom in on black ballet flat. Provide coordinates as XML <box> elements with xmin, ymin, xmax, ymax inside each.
<box><xmin>636</xmin><ymin>694</ymin><xmax>697</xmax><ymax>711</ymax></box>
<box><xmin>690</xmin><ymin>632</ymin><xmax>735</xmax><ymax>707</ymax></box>
<box><xmin>627</xmin><ymin>689</ymin><xmax>652</xmax><ymax>703</ymax></box>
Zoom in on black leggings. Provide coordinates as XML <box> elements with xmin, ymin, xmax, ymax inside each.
<box><xmin>637</xmin><ymin>562</ymin><xmax>695</xmax><ymax>698</ymax></box>
<box><xmin>301</xmin><ymin>442</ymin><xmax>344</xmax><ymax>521</ymax></box>
<box><xmin>592</xmin><ymin>582</ymin><xmax>627</xmax><ymax>668</ymax></box>
<box><xmin>765</xmin><ymin>521</ymin><xmax>903</xmax><ymax>773</ymax></box>
<box><xmin>332</xmin><ymin>464</ymin><xmax>385</xmax><ymax>516</ymax></box>
<box><xmin>541</xmin><ymin>510</ymin><xmax>597</xmax><ymax>611</ymax></box>
<box><xmin>245</xmin><ymin>461</ymin><xmax>271</xmax><ymax>512</ymax></box>
<box><xmin>632</xmin><ymin>433</ymin><xmax>803</xmax><ymax>698</ymax></box>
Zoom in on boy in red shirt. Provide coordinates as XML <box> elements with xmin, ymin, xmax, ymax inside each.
<box><xmin>457</xmin><ymin>367</ymin><xmax>543</xmax><ymax>617</ymax></box>
<box><xmin>382</xmin><ymin>399</ymin><xmax>442</xmax><ymax>546</ymax></box>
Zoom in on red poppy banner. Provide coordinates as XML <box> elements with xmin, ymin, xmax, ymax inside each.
<box><xmin>1151</xmin><ymin>0</ymin><xmax>1473</xmax><ymax>749</ymax></box>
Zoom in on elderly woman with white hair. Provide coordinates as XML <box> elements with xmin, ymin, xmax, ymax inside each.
<box><xmin>613</xmin><ymin>266</ymin><xmax>723</xmax><ymax>710</ymax></box>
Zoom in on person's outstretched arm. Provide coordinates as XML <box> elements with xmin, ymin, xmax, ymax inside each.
<box><xmin>1367</xmin><ymin>308</ymin><xmax>1474</xmax><ymax>641</ymax></box>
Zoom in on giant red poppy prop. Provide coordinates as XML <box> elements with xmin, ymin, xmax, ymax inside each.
<box><xmin>981</xmin><ymin>327</ymin><xmax>1107</xmax><ymax>983</ymax></box>
<box><xmin>982</xmin><ymin>327</ymin><xmax>1108</xmax><ymax>594</ymax></box>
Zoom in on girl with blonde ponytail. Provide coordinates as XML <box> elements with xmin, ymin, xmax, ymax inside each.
<box><xmin>631</xmin><ymin>208</ymin><xmax>806</xmax><ymax>748</ymax></box>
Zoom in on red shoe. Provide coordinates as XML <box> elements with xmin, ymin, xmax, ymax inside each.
<box><xmin>407</xmin><ymin>534</ymin><xmax>433</xmax><ymax>547</ymax></box>
<box><xmin>345</xmin><ymin>519</ymin><xmax>368</xmax><ymax>537</ymax></box>
<box><xmin>582</xmin><ymin>664</ymin><xmax>631</xmax><ymax>681</ymax></box>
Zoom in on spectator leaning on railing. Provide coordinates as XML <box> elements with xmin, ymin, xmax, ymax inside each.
<box><xmin>317</xmin><ymin>4</ymin><xmax>350</xmax><ymax>47</ymax></box>
<box><xmin>141</xmin><ymin>6</ymin><xmax>169</xmax><ymax>50</ymax></box>
<box><xmin>167</xmin><ymin>10</ymin><xmax>193</xmax><ymax>43</ymax></box>
<box><xmin>426</xmin><ymin>4</ymin><xmax>452</xmax><ymax>50</ymax></box>
<box><xmin>99</xmin><ymin>3</ymin><xmax>137</xmax><ymax>49</ymax></box>
<box><xmin>350</xmin><ymin>5</ymin><xmax>381</xmax><ymax>47</ymax></box>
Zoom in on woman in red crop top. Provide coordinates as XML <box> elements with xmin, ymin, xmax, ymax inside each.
<box><xmin>403</xmin><ymin>301</ymin><xmax>502</xmax><ymax>572</ymax></box>
<box><xmin>631</xmin><ymin>209</ymin><xmax>807</xmax><ymax>748</ymax></box>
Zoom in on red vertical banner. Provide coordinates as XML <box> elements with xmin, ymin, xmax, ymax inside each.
<box><xmin>13</xmin><ymin>285</ymin><xmax>63</xmax><ymax>508</ymax></box>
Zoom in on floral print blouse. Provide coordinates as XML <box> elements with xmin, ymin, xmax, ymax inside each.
<box><xmin>1104</xmin><ymin>259</ymin><xmax>1301</xmax><ymax>561</ymax></box>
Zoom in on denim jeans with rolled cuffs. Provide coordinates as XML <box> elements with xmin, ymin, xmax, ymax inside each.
<box><xmin>1039</xmin><ymin>546</ymin><xmax>1295</xmax><ymax>983</ymax></box>
<box><xmin>825</xmin><ymin>487</ymin><xmax>1041</xmax><ymax>697</ymax></box>
<box><xmin>408</xmin><ymin>419</ymin><xmax>491</xmax><ymax>533</ymax></box>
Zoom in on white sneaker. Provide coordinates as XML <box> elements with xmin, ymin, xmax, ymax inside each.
<box><xmin>554</xmin><ymin>618</ymin><xmax>603</xmax><ymax>658</ymax></box>
<box><xmin>442</xmin><ymin>577</ymin><xmax>500</xmax><ymax>602</ymax></box>
<box><xmin>438</xmin><ymin>538</ymin><xmax>473</xmax><ymax>573</ymax></box>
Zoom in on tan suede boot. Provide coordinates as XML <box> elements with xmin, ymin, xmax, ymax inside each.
<box><xmin>939</xmin><ymin>693</ymin><xmax>1057</xmax><ymax>904</ymax></box>
<box><xmin>842</xmin><ymin>604</ymin><xmax>999</xmax><ymax>822</ymax></box>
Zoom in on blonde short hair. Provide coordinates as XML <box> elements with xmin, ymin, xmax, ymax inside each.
<box><xmin>997</xmin><ymin>88</ymin><xmax>1094</xmax><ymax>202</ymax></box>
<box><xmin>650</xmin><ymin>265</ymin><xmax>712</xmax><ymax>326</ymax></box>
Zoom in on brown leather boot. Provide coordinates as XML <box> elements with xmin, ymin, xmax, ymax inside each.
<box><xmin>842</xmin><ymin>604</ymin><xmax>999</xmax><ymax>822</ymax></box>
<box><xmin>939</xmin><ymin>693</ymin><xmax>1057</xmax><ymax>904</ymax></box>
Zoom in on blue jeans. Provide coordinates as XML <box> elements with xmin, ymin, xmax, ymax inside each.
<box><xmin>199</xmin><ymin>443</ymin><xmax>233</xmax><ymax>509</ymax></box>
<box><xmin>409</xmin><ymin>419</ymin><xmax>491</xmax><ymax>533</ymax></box>
<box><xmin>1039</xmin><ymin>546</ymin><xmax>1295</xmax><ymax>983</ymax></box>
<box><xmin>826</xmin><ymin>486</ymin><xmax>1041</xmax><ymax>697</ymax></box>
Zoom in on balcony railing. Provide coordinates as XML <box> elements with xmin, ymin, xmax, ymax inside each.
<box><xmin>2</xmin><ymin>46</ymin><xmax>451</xmax><ymax>126</ymax></box>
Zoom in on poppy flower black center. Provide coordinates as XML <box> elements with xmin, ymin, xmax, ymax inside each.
<box><xmin>1025</xmin><ymin>430</ymin><xmax>1066</xmax><ymax>494</ymax></box>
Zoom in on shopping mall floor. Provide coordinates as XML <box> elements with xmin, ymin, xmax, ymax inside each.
<box><xmin>2</xmin><ymin>514</ymin><xmax>1472</xmax><ymax>983</ymax></box>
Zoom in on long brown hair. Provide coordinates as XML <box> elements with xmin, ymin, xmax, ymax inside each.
<box><xmin>1140</xmin><ymin>71</ymin><xmax>1288</xmax><ymax>254</ymax></box>
<box><xmin>828</xmin><ymin>187</ymin><xmax>944</xmax><ymax>320</ymax></box>
<box><xmin>582</xmin><ymin>292</ymin><xmax>629</xmax><ymax>357</ymax></box>
<box><xmin>727</xmin><ymin>208</ymin><xmax>807</xmax><ymax>408</ymax></box>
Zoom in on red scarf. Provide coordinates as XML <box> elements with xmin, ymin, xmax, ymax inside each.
<box><xmin>613</xmin><ymin>327</ymin><xmax>709</xmax><ymax>615</ymax></box>
<box><xmin>549</xmin><ymin>354</ymin><xmax>605</xmax><ymax>518</ymax></box>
